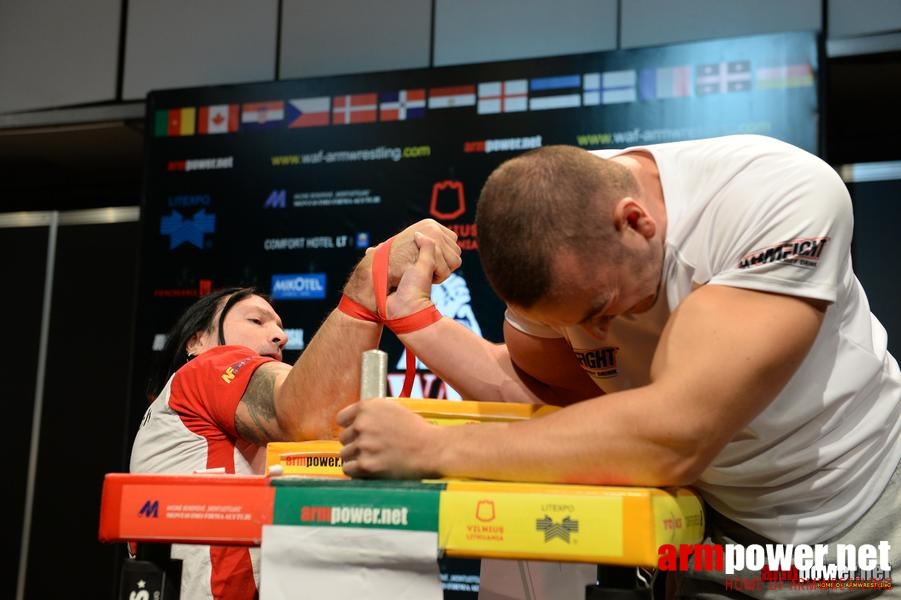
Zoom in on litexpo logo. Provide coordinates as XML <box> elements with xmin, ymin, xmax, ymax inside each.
<box><xmin>658</xmin><ymin>542</ymin><xmax>893</xmax><ymax>591</ymax></box>
<box><xmin>536</xmin><ymin>515</ymin><xmax>579</xmax><ymax>542</ymax></box>
<box><xmin>160</xmin><ymin>208</ymin><xmax>216</xmax><ymax>249</ymax></box>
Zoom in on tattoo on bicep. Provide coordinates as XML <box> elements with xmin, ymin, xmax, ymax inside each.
<box><xmin>235</xmin><ymin>367</ymin><xmax>279</xmax><ymax>445</ymax></box>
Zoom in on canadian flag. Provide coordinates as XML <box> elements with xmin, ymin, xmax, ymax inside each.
<box><xmin>198</xmin><ymin>104</ymin><xmax>239</xmax><ymax>134</ymax></box>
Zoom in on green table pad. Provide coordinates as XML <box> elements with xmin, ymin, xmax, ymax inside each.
<box><xmin>271</xmin><ymin>478</ymin><xmax>446</xmax><ymax>532</ymax></box>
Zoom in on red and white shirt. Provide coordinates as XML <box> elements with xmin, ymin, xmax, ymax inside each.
<box><xmin>131</xmin><ymin>345</ymin><xmax>275</xmax><ymax>600</ymax></box>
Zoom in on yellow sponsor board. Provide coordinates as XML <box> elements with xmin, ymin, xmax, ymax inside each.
<box><xmin>437</xmin><ymin>480</ymin><xmax>704</xmax><ymax>566</ymax></box>
<box><xmin>266</xmin><ymin>400</ymin><xmax>559</xmax><ymax>476</ymax></box>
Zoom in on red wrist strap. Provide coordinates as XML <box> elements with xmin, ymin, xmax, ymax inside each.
<box><xmin>339</xmin><ymin>236</ymin><xmax>441</xmax><ymax>397</ymax></box>
<box><xmin>369</xmin><ymin>236</ymin><xmax>439</xmax><ymax>397</ymax></box>
<box><xmin>385</xmin><ymin>305</ymin><xmax>442</xmax><ymax>334</ymax></box>
<box><xmin>389</xmin><ymin>305</ymin><xmax>442</xmax><ymax>397</ymax></box>
<box><xmin>337</xmin><ymin>294</ymin><xmax>381</xmax><ymax>322</ymax></box>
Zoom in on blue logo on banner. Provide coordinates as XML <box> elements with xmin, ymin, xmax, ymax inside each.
<box><xmin>271</xmin><ymin>274</ymin><xmax>327</xmax><ymax>300</ymax></box>
<box><xmin>264</xmin><ymin>190</ymin><xmax>287</xmax><ymax>208</ymax></box>
<box><xmin>160</xmin><ymin>208</ymin><xmax>216</xmax><ymax>249</ymax></box>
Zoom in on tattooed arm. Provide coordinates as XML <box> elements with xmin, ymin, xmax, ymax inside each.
<box><xmin>233</xmin><ymin>361</ymin><xmax>293</xmax><ymax>446</ymax></box>
<box><xmin>230</xmin><ymin>219</ymin><xmax>461</xmax><ymax>445</ymax></box>
<box><xmin>233</xmin><ymin>304</ymin><xmax>384</xmax><ymax>444</ymax></box>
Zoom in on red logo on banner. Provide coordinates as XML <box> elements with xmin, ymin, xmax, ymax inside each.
<box><xmin>430</xmin><ymin>180</ymin><xmax>466</xmax><ymax>220</ymax></box>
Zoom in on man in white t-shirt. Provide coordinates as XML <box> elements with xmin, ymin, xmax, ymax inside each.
<box><xmin>337</xmin><ymin>135</ymin><xmax>901</xmax><ymax>597</ymax></box>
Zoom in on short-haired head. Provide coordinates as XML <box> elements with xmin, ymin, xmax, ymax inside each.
<box><xmin>475</xmin><ymin>145</ymin><xmax>638</xmax><ymax>308</ymax></box>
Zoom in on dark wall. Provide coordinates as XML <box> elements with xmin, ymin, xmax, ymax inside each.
<box><xmin>2</xmin><ymin>225</ymin><xmax>48</xmax><ymax>600</ymax></box>
<box><xmin>824</xmin><ymin>50</ymin><xmax>901</xmax><ymax>165</ymax></box>
<box><xmin>848</xmin><ymin>178</ymin><xmax>901</xmax><ymax>359</ymax></box>
<box><xmin>3</xmin><ymin>219</ymin><xmax>140</xmax><ymax>600</ymax></box>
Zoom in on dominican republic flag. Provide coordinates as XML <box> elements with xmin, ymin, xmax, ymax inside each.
<box><xmin>332</xmin><ymin>93</ymin><xmax>377</xmax><ymax>124</ymax></box>
<box><xmin>241</xmin><ymin>101</ymin><xmax>285</xmax><ymax>128</ymax></box>
<box><xmin>756</xmin><ymin>64</ymin><xmax>814</xmax><ymax>90</ymax></box>
<box><xmin>287</xmin><ymin>97</ymin><xmax>330</xmax><ymax>128</ymax></box>
<box><xmin>379</xmin><ymin>89</ymin><xmax>426</xmax><ymax>121</ymax></box>
<box><xmin>154</xmin><ymin>107</ymin><xmax>195</xmax><ymax>137</ymax></box>
<box><xmin>477</xmin><ymin>80</ymin><xmax>527</xmax><ymax>114</ymax></box>
<box><xmin>428</xmin><ymin>85</ymin><xmax>476</xmax><ymax>109</ymax></box>
<box><xmin>695</xmin><ymin>60</ymin><xmax>752</xmax><ymax>95</ymax></box>
<box><xmin>528</xmin><ymin>74</ymin><xmax>581</xmax><ymax>111</ymax></box>
<box><xmin>198</xmin><ymin>104</ymin><xmax>239</xmax><ymax>134</ymax></box>
<box><xmin>638</xmin><ymin>66</ymin><xmax>692</xmax><ymax>100</ymax></box>
<box><xmin>582</xmin><ymin>71</ymin><xmax>636</xmax><ymax>105</ymax></box>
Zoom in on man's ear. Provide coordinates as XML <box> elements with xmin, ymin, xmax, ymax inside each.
<box><xmin>185</xmin><ymin>331</ymin><xmax>205</xmax><ymax>357</ymax></box>
<box><xmin>614</xmin><ymin>197</ymin><xmax>656</xmax><ymax>239</ymax></box>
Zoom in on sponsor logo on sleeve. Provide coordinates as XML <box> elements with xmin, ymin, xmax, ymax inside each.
<box><xmin>737</xmin><ymin>237</ymin><xmax>829</xmax><ymax>269</ymax></box>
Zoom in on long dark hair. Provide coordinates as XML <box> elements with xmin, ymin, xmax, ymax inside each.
<box><xmin>145</xmin><ymin>286</ymin><xmax>263</xmax><ymax>401</ymax></box>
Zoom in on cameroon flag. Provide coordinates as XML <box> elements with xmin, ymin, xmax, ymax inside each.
<box><xmin>153</xmin><ymin>107</ymin><xmax>196</xmax><ymax>137</ymax></box>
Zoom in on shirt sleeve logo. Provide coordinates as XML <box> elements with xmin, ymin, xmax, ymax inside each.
<box><xmin>737</xmin><ymin>237</ymin><xmax>829</xmax><ymax>270</ymax></box>
<box><xmin>574</xmin><ymin>347</ymin><xmax>619</xmax><ymax>378</ymax></box>
<box><xmin>220</xmin><ymin>358</ymin><xmax>253</xmax><ymax>383</ymax></box>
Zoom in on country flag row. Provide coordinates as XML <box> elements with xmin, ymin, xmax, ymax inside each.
<box><xmin>154</xmin><ymin>62</ymin><xmax>814</xmax><ymax>137</ymax></box>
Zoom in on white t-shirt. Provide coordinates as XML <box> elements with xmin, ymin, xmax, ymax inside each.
<box><xmin>506</xmin><ymin>134</ymin><xmax>901</xmax><ymax>544</ymax></box>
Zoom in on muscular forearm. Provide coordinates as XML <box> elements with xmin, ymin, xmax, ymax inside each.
<box><xmin>428</xmin><ymin>384</ymin><xmax>709</xmax><ymax>487</ymax></box>
<box><xmin>277</xmin><ymin>309</ymin><xmax>382</xmax><ymax>440</ymax></box>
<box><xmin>398</xmin><ymin>318</ymin><xmax>549</xmax><ymax>403</ymax></box>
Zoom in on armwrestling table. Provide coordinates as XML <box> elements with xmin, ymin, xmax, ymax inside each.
<box><xmin>98</xmin><ymin>471</ymin><xmax>704</xmax><ymax>599</ymax></box>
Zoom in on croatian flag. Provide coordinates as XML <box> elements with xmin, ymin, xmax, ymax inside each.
<box><xmin>241</xmin><ymin>101</ymin><xmax>285</xmax><ymax>128</ymax></box>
